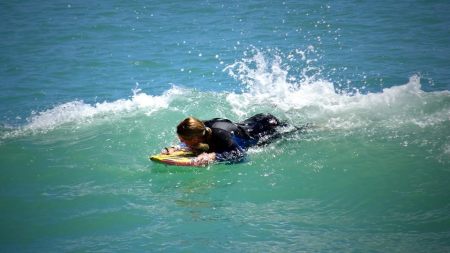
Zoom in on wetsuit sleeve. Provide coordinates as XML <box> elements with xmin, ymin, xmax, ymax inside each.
<box><xmin>215</xmin><ymin>145</ymin><xmax>245</xmax><ymax>163</ymax></box>
<box><xmin>209</xmin><ymin>129</ymin><xmax>246</xmax><ymax>163</ymax></box>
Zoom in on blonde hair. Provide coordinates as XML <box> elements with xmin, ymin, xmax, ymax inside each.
<box><xmin>177</xmin><ymin>117</ymin><xmax>212</xmax><ymax>152</ymax></box>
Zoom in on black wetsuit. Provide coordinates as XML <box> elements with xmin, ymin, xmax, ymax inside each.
<box><xmin>202</xmin><ymin>113</ymin><xmax>284</xmax><ymax>162</ymax></box>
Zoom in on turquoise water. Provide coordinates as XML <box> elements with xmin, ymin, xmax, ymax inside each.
<box><xmin>1</xmin><ymin>1</ymin><xmax>450</xmax><ymax>252</ymax></box>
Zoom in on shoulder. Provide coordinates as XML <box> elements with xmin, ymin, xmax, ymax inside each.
<box><xmin>210</xmin><ymin>127</ymin><xmax>233</xmax><ymax>140</ymax></box>
<box><xmin>207</xmin><ymin>127</ymin><xmax>237</xmax><ymax>151</ymax></box>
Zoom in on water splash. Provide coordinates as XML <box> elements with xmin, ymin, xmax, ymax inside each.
<box><xmin>1</xmin><ymin>86</ymin><xmax>185</xmax><ymax>139</ymax></box>
<box><xmin>223</xmin><ymin>49</ymin><xmax>450</xmax><ymax>131</ymax></box>
<box><xmin>2</xmin><ymin>49</ymin><xmax>449</xmax><ymax>141</ymax></box>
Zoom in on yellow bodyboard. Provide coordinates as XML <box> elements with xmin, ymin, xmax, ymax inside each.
<box><xmin>150</xmin><ymin>150</ymin><xmax>197</xmax><ymax>166</ymax></box>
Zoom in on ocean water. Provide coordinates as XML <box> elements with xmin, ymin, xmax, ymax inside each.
<box><xmin>1</xmin><ymin>0</ymin><xmax>450</xmax><ymax>252</ymax></box>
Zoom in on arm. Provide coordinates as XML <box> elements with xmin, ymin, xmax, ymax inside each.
<box><xmin>189</xmin><ymin>129</ymin><xmax>247</xmax><ymax>166</ymax></box>
<box><xmin>192</xmin><ymin>152</ymin><xmax>216</xmax><ymax>166</ymax></box>
<box><xmin>192</xmin><ymin>148</ymin><xmax>245</xmax><ymax>166</ymax></box>
<box><xmin>214</xmin><ymin>147</ymin><xmax>246</xmax><ymax>163</ymax></box>
<box><xmin>210</xmin><ymin>129</ymin><xmax>246</xmax><ymax>163</ymax></box>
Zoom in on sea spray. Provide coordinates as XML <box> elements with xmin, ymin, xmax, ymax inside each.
<box><xmin>0</xmin><ymin>86</ymin><xmax>186</xmax><ymax>139</ymax></box>
<box><xmin>224</xmin><ymin>49</ymin><xmax>450</xmax><ymax>133</ymax></box>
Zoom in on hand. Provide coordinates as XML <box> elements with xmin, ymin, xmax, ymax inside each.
<box><xmin>193</xmin><ymin>152</ymin><xmax>216</xmax><ymax>166</ymax></box>
<box><xmin>161</xmin><ymin>147</ymin><xmax>177</xmax><ymax>155</ymax></box>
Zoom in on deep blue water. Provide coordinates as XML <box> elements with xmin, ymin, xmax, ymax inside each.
<box><xmin>1</xmin><ymin>1</ymin><xmax>449</xmax><ymax>252</ymax></box>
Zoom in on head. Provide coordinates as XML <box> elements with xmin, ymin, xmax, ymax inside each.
<box><xmin>176</xmin><ymin>117</ymin><xmax>211</xmax><ymax>151</ymax></box>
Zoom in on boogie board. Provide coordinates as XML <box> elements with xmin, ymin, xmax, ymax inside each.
<box><xmin>150</xmin><ymin>150</ymin><xmax>197</xmax><ymax>166</ymax></box>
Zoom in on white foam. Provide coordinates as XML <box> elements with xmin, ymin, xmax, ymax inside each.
<box><xmin>3</xmin><ymin>49</ymin><xmax>449</xmax><ymax>140</ymax></box>
<box><xmin>1</xmin><ymin>86</ymin><xmax>185</xmax><ymax>139</ymax></box>
<box><xmin>224</xmin><ymin>49</ymin><xmax>450</xmax><ymax>130</ymax></box>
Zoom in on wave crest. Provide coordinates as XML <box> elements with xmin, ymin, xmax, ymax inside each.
<box><xmin>1</xmin><ymin>87</ymin><xmax>185</xmax><ymax>139</ymax></box>
<box><xmin>224</xmin><ymin>49</ymin><xmax>450</xmax><ymax>131</ymax></box>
